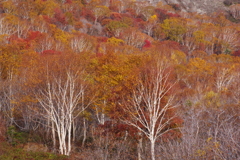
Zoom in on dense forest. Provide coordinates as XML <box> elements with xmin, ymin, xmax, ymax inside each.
<box><xmin>0</xmin><ymin>0</ymin><xmax>240</xmax><ymax>159</ymax></box>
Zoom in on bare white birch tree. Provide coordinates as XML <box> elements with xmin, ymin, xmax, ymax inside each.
<box><xmin>37</xmin><ymin>70</ymin><xmax>90</xmax><ymax>155</ymax></box>
<box><xmin>70</xmin><ymin>33</ymin><xmax>96</xmax><ymax>53</ymax></box>
<box><xmin>215</xmin><ymin>66</ymin><xmax>235</xmax><ymax>92</ymax></box>
<box><xmin>122</xmin><ymin>58</ymin><xmax>179</xmax><ymax>160</ymax></box>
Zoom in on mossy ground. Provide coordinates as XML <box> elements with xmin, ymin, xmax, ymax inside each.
<box><xmin>0</xmin><ymin>141</ymin><xmax>68</xmax><ymax>160</ymax></box>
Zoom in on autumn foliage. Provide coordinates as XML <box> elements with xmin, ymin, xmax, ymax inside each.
<box><xmin>0</xmin><ymin>0</ymin><xmax>239</xmax><ymax>159</ymax></box>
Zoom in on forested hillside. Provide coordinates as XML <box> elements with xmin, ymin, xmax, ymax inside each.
<box><xmin>0</xmin><ymin>0</ymin><xmax>239</xmax><ymax>159</ymax></box>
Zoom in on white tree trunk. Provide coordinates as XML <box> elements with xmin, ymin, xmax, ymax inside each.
<box><xmin>150</xmin><ymin>138</ymin><xmax>156</xmax><ymax>160</ymax></box>
<box><xmin>121</xmin><ymin>57</ymin><xmax>179</xmax><ymax>160</ymax></box>
<box><xmin>37</xmin><ymin>70</ymin><xmax>90</xmax><ymax>155</ymax></box>
<box><xmin>82</xmin><ymin>118</ymin><xmax>87</xmax><ymax>147</ymax></box>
